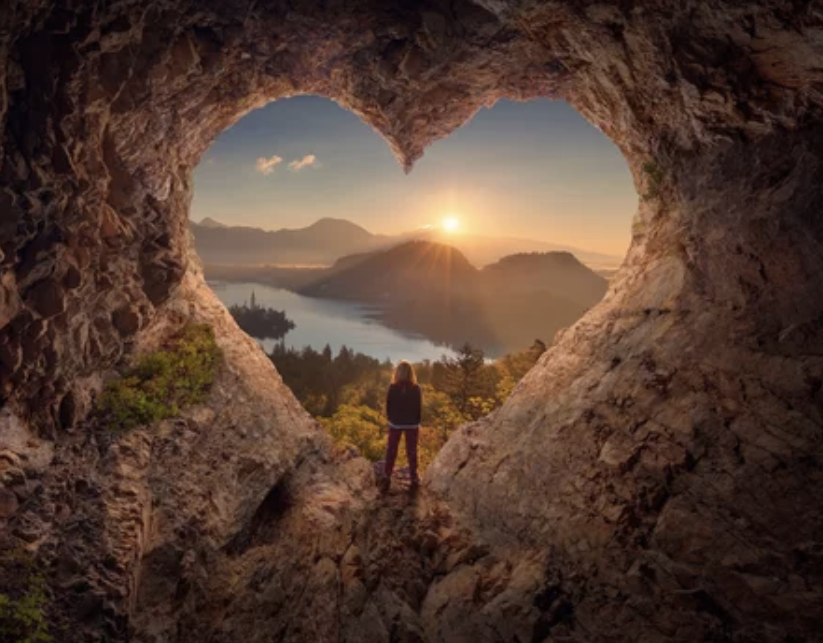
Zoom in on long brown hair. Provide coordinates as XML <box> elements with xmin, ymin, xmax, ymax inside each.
<box><xmin>391</xmin><ymin>360</ymin><xmax>417</xmax><ymax>386</ymax></box>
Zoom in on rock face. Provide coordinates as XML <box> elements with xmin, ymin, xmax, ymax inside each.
<box><xmin>1</xmin><ymin>1</ymin><xmax>822</xmax><ymax>642</ymax></box>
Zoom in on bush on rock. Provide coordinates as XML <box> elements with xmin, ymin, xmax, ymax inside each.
<box><xmin>97</xmin><ymin>324</ymin><xmax>222</xmax><ymax>432</ymax></box>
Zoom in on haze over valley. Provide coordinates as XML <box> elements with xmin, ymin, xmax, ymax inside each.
<box><xmin>190</xmin><ymin>216</ymin><xmax>624</xmax><ymax>271</ymax></box>
<box><xmin>190</xmin><ymin>96</ymin><xmax>633</xmax><ymax>359</ymax></box>
<box><xmin>194</xmin><ymin>218</ymin><xmax>610</xmax><ymax>356</ymax></box>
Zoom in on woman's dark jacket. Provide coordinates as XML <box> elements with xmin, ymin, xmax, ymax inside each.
<box><xmin>386</xmin><ymin>383</ymin><xmax>422</xmax><ymax>428</ymax></box>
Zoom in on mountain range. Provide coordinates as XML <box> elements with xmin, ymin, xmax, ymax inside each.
<box><xmin>190</xmin><ymin>217</ymin><xmax>623</xmax><ymax>270</ymax></box>
<box><xmin>194</xmin><ymin>217</ymin><xmax>612</xmax><ymax>353</ymax></box>
<box><xmin>190</xmin><ymin>217</ymin><xmax>379</xmax><ymax>266</ymax></box>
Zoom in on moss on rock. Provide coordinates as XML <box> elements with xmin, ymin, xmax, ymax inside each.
<box><xmin>0</xmin><ymin>550</ymin><xmax>51</xmax><ymax>643</ymax></box>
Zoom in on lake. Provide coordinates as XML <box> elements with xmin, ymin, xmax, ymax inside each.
<box><xmin>208</xmin><ymin>281</ymin><xmax>453</xmax><ymax>363</ymax></box>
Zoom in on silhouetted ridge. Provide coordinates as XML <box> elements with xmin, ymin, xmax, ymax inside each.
<box><xmin>482</xmin><ymin>251</ymin><xmax>608</xmax><ymax>307</ymax></box>
<box><xmin>198</xmin><ymin>216</ymin><xmax>228</xmax><ymax>228</ymax></box>
<box><xmin>305</xmin><ymin>217</ymin><xmax>371</xmax><ymax>235</ymax></box>
<box><xmin>190</xmin><ymin>217</ymin><xmax>380</xmax><ymax>265</ymax></box>
<box><xmin>191</xmin><ymin>217</ymin><xmax>624</xmax><ymax>270</ymax></box>
<box><xmin>295</xmin><ymin>242</ymin><xmax>608</xmax><ymax>355</ymax></box>
<box><xmin>301</xmin><ymin>240</ymin><xmax>477</xmax><ymax>300</ymax></box>
<box><xmin>487</xmin><ymin>251</ymin><xmax>582</xmax><ymax>268</ymax></box>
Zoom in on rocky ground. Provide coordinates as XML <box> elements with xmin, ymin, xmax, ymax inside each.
<box><xmin>0</xmin><ymin>296</ymin><xmax>549</xmax><ymax>642</ymax></box>
<box><xmin>0</xmin><ymin>271</ymin><xmax>550</xmax><ymax>642</ymax></box>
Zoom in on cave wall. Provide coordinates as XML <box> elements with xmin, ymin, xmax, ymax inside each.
<box><xmin>2</xmin><ymin>1</ymin><xmax>820</xmax><ymax>432</ymax></box>
<box><xmin>0</xmin><ymin>1</ymin><xmax>822</xmax><ymax>641</ymax></box>
<box><xmin>0</xmin><ymin>0</ymin><xmax>558</xmax><ymax>431</ymax></box>
<box><xmin>429</xmin><ymin>122</ymin><xmax>823</xmax><ymax>639</ymax></box>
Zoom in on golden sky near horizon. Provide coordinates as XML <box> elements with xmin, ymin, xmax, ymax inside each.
<box><xmin>193</xmin><ymin>96</ymin><xmax>638</xmax><ymax>258</ymax></box>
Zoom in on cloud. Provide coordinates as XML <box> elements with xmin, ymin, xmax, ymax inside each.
<box><xmin>288</xmin><ymin>154</ymin><xmax>318</xmax><ymax>171</ymax></box>
<box><xmin>255</xmin><ymin>155</ymin><xmax>283</xmax><ymax>175</ymax></box>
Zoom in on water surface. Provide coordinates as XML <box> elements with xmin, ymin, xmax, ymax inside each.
<box><xmin>209</xmin><ymin>281</ymin><xmax>453</xmax><ymax>363</ymax></box>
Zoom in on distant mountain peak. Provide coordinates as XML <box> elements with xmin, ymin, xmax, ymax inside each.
<box><xmin>388</xmin><ymin>239</ymin><xmax>471</xmax><ymax>257</ymax></box>
<box><xmin>306</xmin><ymin>217</ymin><xmax>371</xmax><ymax>233</ymax></box>
<box><xmin>492</xmin><ymin>251</ymin><xmax>583</xmax><ymax>268</ymax></box>
<box><xmin>198</xmin><ymin>217</ymin><xmax>228</xmax><ymax>228</ymax></box>
<box><xmin>189</xmin><ymin>215</ymin><xmax>623</xmax><ymax>272</ymax></box>
<box><xmin>300</xmin><ymin>239</ymin><xmax>478</xmax><ymax>301</ymax></box>
<box><xmin>483</xmin><ymin>251</ymin><xmax>598</xmax><ymax>276</ymax></box>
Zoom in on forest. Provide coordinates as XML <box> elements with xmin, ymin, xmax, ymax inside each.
<box><xmin>228</xmin><ymin>291</ymin><xmax>295</xmax><ymax>340</ymax></box>
<box><xmin>270</xmin><ymin>340</ymin><xmax>546</xmax><ymax>471</ymax></box>
<box><xmin>229</xmin><ymin>297</ymin><xmax>547</xmax><ymax>472</ymax></box>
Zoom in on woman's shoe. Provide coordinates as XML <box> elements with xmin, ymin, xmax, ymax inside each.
<box><xmin>378</xmin><ymin>477</ymin><xmax>391</xmax><ymax>494</ymax></box>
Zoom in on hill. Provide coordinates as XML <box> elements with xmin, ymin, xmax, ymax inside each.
<box><xmin>198</xmin><ymin>217</ymin><xmax>228</xmax><ymax>228</ymax></box>
<box><xmin>481</xmin><ymin>251</ymin><xmax>608</xmax><ymax>307</ymax></box>
<box><xmin>300</xmin><ymin>241</ymin><xmax>487</xmax><ymax>346</ymax></box>
<box><xmin>298</xmin><ymin>241</ymin><xmax>606</xmax><ymax>354</ymax></box>
<box><xmin>191</xmin><ymin>217</ymin><xmax>382</xmax><ymax>266</ymax></box>
<box><xmin>301</xmin><ymin>240</ymin><xmax>478</xmax><ymax>301</ymax></box>
<box><xmin>414</xmin><ymin>228</ymin><xmax>623</xmax><ymax>270</ymax></box>
<box><xmin>190</xmin><ymin>217</ymin><xmax>624</xmax><ymax>270</ymax></box>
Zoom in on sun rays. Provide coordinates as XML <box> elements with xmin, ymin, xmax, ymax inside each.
<box><xmin>442</xmin><ymin>216</ymin><xmax>460</xmax><ymax>233</ymax></box>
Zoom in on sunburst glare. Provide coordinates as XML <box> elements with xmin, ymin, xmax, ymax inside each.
<box><xmin>442</xmin><ymin>216</ymin><xmax>460</xmax><ymax>233</ymax></box>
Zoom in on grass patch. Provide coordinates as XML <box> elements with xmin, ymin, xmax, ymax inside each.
<box><xmin>0</xmin><ymin>551</ymin><xmax>51</xmax><ymax>643</ymax></box>
<box><xmin>97</xmin><ymin>324</ymin><xmax>222</xmax><ymax>432</ymax></box>
<box><xmin>641</xmin><ymin>160</ymin><xmax>665</xmax><ymax>201</ymax></box>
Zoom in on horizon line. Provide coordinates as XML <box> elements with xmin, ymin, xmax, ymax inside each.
<box><xmin>190</xmin><ymin>215</ymin><xmax>625</xmax><ymax>261</ymax></box>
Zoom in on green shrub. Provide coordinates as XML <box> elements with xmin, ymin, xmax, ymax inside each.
<box><xmin>98</xmin><ymin>324</ymin><xmax>222</xmax><ymax>432</ymax></box>
<box><xmin>320</xmin><ymin>403</ymin><xmax>443</xmax><ymax>471</ymax></box>
<box><xmin>641</xmin><ymin>160</ymin><xmax>665</xmax><ymax>201</ymax></box>
<box><xmin>0</xmin><ymin>552</ymin><xmax>51</xmax><ymax>643</ymax></box>
<box><xmin>320</xmin><ymin>404</ymin><xmax>387</xmax><ymax>462</ymax></box>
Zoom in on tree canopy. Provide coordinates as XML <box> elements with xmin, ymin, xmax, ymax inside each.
<box><xmin>270</xmin><ymin>339</ymin><xmax>547</xmax><ymax>473</ymax></box>
<box><xmin>229</xmin><ymin>291</ymin><xmax>295</xmax><ymax>341</ymax></box>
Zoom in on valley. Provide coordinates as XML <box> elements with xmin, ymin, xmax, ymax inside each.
<box><xmin>198</xmin><ymin>230</ymin><xmax>609</xmax><ymax>356</ymax></box>
<box><xmin>2</xmin><ymin>3</ymin><xmax>820</xmax><ymax>642</ymax></box>
<box><xmin>190</xmin><ymin>216</ymin><xmax>624</xmax><ymax>272</ymax></box>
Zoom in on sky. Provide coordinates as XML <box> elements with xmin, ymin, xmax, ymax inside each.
<box><xmin>192</xmin><ymin>96</ymin><xmax>637</xmax><ymax>257</ymax></box>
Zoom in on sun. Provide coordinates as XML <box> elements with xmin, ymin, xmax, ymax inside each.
<box><xmin>442</xmin><ymin>216</ymin><xmax>460</xmax><ymax>233</ymax></box>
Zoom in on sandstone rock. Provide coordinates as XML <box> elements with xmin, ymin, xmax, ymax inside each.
<box><xmin>0</xmin><ymin>270</ymin><xmax>21</xmax><ymax>328</ymax></box>
<box><xmin>63</xmin><ymin>264</ymin><xmax>83</xmax><ymax>290</ymax></box>
<box><xmin>0</xmin><ymin>450</ymin><xmax>22</xmax><ymax>468</ymax></box>
<box><xmin>0</xmin><ymin>465</ymin><xmax>25</xmax><ymax>487</ymax></box>
<box><xmin>112</xmin><ymin>306</ymin><xmax>141</xmax><ymax>336</ymax></box>
<box><xmin>0</xmin><ymin>339</ymin><xmax>22</xmax><ymax>377</ymax></box>
<box><xmin>26</xmin><ymin>278</ymin><xmax>66</xmax><ymax>319</ymax></box>
<box><xmin>0</xmin><ymin>488</ymin><xmax>18</xmax><ymax>518</ymax></box>
<box><xmin>598</xmin><ymin>431</ymin><xmax>638</xmax><ymax>469</ymax></box>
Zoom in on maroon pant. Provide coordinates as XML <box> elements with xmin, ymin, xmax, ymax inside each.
<box><xmin>384</xmin><ymin>428</ymin><xmax>419</xmax><ymax>482</ymax></box>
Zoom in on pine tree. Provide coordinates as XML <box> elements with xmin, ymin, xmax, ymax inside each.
<box><xmin>439</xmin><ymin>343</ymin><xmax>486</xmax><ymax>415</ymax></box>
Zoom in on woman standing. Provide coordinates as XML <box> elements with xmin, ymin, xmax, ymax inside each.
<box><xmin>381</xmin><ymin>360</ymin><xmax>422</xmax><ymax>492</ymax></box>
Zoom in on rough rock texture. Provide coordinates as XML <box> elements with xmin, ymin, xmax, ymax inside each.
<box><xmin>1</xmin><ymin>1</ymin><xmax>822</xmax><ymax>642</ymax></box>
